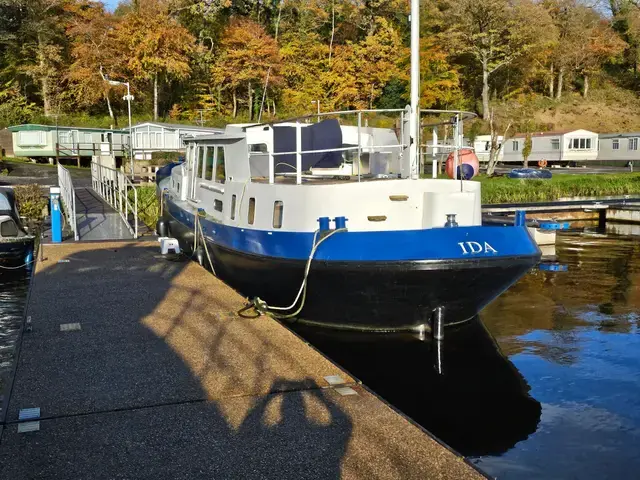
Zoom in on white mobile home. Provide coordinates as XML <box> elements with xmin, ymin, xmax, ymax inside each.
<box><xmin>597</xmin><ymin>133</ymin><xmax>640</xmax><ymax>165</ymax></box>
<box><xmin>8</xmin><ymin>124</ymin><xmax>129</xmax><ymax>161</ymax></box>
<box><xmin>470</xmin><ymin>135</ymin><xmax>504</xmax><ymax>163</ymax></box>
<box><xmin>503</xmin><ymin>129</ymin><xmax>598</xmax><ymax>165</ymax></box>
<box><xmin>131</xmin><ymin>122</ymin><xmax>223</xmax><ymax>160</ymax></box>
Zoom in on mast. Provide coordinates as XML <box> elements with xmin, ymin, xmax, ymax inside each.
<box><xmin>409</xmin><ymin>0</ymin><xmax>420</xmax><ymax>179</ymax></box>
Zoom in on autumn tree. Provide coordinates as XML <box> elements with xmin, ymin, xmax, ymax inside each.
<box><xmin>212</xmin><ymin>18</ymin><xmax>280</xmax><ymax>119</ymax></box>
<box><xmin>448</xmin><ymin>0</ymin><xmax>555</xmax><ymax>119</ymax></box>
<box><xmin>66</xmin><ymin>1</ymin><xmax>121</xmax><ymax>124</ymax></box>
<box><xmin>117</xmin><ymin>0</ymin><xmax>194</xmax><ymax>120</ymax></box>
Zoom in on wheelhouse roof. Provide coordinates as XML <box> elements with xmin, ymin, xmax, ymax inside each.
<box><xmin>8</xmin><ymin>124</ymin><xmax>129</xmax><ymax>133</ymax></box>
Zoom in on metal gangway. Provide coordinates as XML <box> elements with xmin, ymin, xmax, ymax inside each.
<box><xmin>90</xmin><ymin>162</ymin><xmax>138</xmax><ymax>239</ymax></box>
<box><xmin>57</xmin><ymin>164</ymin><xmax>79</xmax><ymax>240</ymax></box>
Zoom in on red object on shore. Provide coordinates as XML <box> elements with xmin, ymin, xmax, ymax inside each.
<box><xmin>445</xmin><ymin>148</ymin><xmax>480</xmax><ymax>179</ymax></box>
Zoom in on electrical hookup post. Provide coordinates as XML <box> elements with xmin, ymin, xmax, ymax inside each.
<box><xmin>49</xmin><ymin>186</ymin><xmax>62</xmax><ymax>243</ymax></box>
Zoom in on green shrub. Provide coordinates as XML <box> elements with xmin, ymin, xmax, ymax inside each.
<box><xmin>13</xmin><ymin>184</ymin><xmax>47</xmax><ymax>220</ymax></box>
<box><xmin>149</xmin><ymin>151</ymin><xmax>182</xmax><ymax>166</ymax></box>
<box><xmin>130</xmin><ymin>185</ymin><xmax>159</xmax><ymax>230</ymax></box>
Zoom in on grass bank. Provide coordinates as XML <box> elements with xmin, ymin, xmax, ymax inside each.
<box><xmin>132</xmin><ymin>185</ymin><xmax>159</xmax><ymax>230</ymax></box>
<box><xmin>479</xmin><ymin>173</ymin><xmax>640</xmax><ymax>204</ymax></box>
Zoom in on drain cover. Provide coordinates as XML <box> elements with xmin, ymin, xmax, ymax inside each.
<box><xmin>60</xmin><ymin>323</ymin><xmax>81</xmax><ymax>332</ymax></box>
<box><xmin>334</xmin><ymin>387</ymin><xmax>358</xmax><ymax>396</ymax></box>
<box><xmin>324</xmin><ymin>375</ymin><xmax>346</xmax><ymax>386</ymax></box>
<box><xmin>18</xmin><ymin>421</ymin><xmax>40</xmax><ymax>433</ymax></box>
<box><xmin>18</xmin><ymin>407</ymin><xmax>40</xmax><ymax>421</ymax></box>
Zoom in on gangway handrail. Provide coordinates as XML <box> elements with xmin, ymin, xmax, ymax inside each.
<box><xmin>57</xmin><ymin>164</ymin><xmax>79</xmax><ymax>240</ymax></box>
<box><xmin>90</xmin><ymin>162</ymin><xmax>138</xmax><ymax>238</ymax></box>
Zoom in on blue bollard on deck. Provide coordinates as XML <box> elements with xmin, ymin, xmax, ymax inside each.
<box><xmin>514</xmin><ymin>210</ymin><xmax>527</xmax><ymax>227</ymax></box>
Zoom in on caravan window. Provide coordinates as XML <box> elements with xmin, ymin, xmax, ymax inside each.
<box><xmin>629</xmin><ymin>138</ymin><xmax>638</xmax><ymax>151</ymax></box>
<box><xmin>512</xmin><ymin>140</ymin><xmax>519</xmax><ymax>151</ymax></box>
<box><xmin>17</xmin><ymin>131</ymin><xmax>45</xmax><ymax>146</ymax></box>
<box><xmin>551</xmin><ymin>139</ymin><xmax>560</xmax><ymax>150</ymax></box>
<box><xmin>613</xmin><ymin>139</ymin><xmax>619</xmax><ymax>150</ymax></box>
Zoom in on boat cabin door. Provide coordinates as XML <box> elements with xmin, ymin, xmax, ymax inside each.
<box><xmin>189</xmin><ymin>143</ymin><xmax>227</xmax><ymax>218</ymax></box>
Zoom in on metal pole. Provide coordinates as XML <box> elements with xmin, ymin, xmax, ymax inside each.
<box><xmin>409</xmin><ymin>0</ymin><xmax>420</xmax><ymax>180</ymax></box>
<box><xmin>357</xmin><ymin>111</ymin><xmax>362</xmax><ymax>182</ymax></box>
<box><xmin>453</xmin><ymin>115</ymin><xmax>459</xmax><ymax>181</ymax></box>
<box><xmin>432</xmin><ymin>306</ymin><xmax>445</xmax><ymax>341</ymax></box>
<box><xmin>295</xmin><ymin>121</ymin><xmax>302</xmax><ymax>185</ymax></box>
<box><xmin>126</xmin><ymin>82</ymin><xmax>133</xmax><ymax>178</ymax></box>
<box><xmin>432</xmin><ymin>127</ymin><xmax>438</xmax><ymax>179</ymax></box>
<box><xmin>317</xmin><ymin>100</ymin><xmax>320</xmax><ymax>123</ymax></box>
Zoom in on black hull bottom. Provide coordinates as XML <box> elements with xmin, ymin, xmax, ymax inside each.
<box><xmin>166</xmin><ymin>218</ymin><xmax>539</xmax><ymax>332</ymax></box>
<box><xmin>0</xmin><ymin>240</ymin><xmax>33</xmax><ymax>269</ymax></box>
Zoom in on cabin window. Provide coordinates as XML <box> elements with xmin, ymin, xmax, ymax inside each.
<box><xmin>214</xmin><ymin>199</ymin><xmax>223</xmax><ymax>212</ymax></box>
<box><xmin>197</xmin><ymin>147</ymin><xmax>205</xmax><ymax>179</ymax></box>
<box><xmin>204</xmin><ymin>147</ymin><xmax>215</xmax><ymax>180</ymax></box>
<box><xmin>231</xmin><ymin>194</ymin><xmax>237</xmax><ymax>220</ymax></box>
<box><xmin>551</xmin><ymin>139</ymin><xmax>560</xmax><ymax>150</ymax></box>
<box><xmin>250</xmin><ymin>144</ymin><xmax>269</xmax><ymax>153</ymax></box>
<box><xmin>215</xmin><ymin>147</ymin><xmax>226</xmax><ymax>183</ymax></box>
<box><xmin>629</xmin><ymin>138</ymin><xmax>638</xmax><ymax>151</ymax></box>
<box><xmin>512</xmin><ymin>140</ymin><xmax>519</xmax><ymax>151</ymax></box>
<box><xmin>248</xmin><ymin>198</ymin><xmax>256</xmax><ymax>225</ymax></box>
<box><xmin>0</xmin><ymin>219</ymin><xmax>18</xmax><ymax>237</ymax></box>
<box><xmin>613</xmin><ymin>139</ymin><xmax>619</xmax><ymax>150</ymax></box>
<box><xmin>273</xmin><ymin>201</ymin><xmax>284</xmax><ymax>229</ymax></box>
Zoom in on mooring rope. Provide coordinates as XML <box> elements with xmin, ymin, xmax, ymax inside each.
<box><xmin>241</xmin><ymin>228</ymin><xmax>347</xmax><ymax>320</ymax></box>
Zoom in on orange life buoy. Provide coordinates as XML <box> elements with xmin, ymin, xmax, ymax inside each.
<box><xmin>538</xmin><ymin>159</ymin><xmax>548</xmax><ymax>168</ymax></box>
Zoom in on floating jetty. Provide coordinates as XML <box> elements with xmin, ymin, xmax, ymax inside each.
<box><xmin>0</xmin><ymin>240</ymin><xmax>484</xmax><ymax>479</ymax></box>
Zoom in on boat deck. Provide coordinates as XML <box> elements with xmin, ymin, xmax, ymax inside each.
<box><xmin>0</xmin><ymin>241</ymin><xmax>484</xmax><ymax>479</ymax></box>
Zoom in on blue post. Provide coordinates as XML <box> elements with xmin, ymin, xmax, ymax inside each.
<box><xmin>514</xmin><ymin>210</ymin><xmax>527</xmax><ymax>227</ymax></box>
<box><xmin>317</xmin><ymin>217</ymin><xmax>330</xmax><ymax>232</ymax></box>
<box><xmin>334</xmin><ymin>216</ymin><xmax>348</xmax><ymax>229</ymax></box>
<box><xmin>49</xmin><ymin>186</ymin><xmax>62</xmax><ymax>243</ymax></box>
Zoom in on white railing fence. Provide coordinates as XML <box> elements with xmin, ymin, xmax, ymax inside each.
<box><xmin>91</xmin><ymin>162</ymin><xmax>138</xmax><ymax>238</ymax></box>
<box><xmin>57</xmin><ymin>164</ymin><xmax>79</xmax><ymax>240</ymax></box>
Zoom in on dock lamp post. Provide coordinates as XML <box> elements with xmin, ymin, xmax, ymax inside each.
<box><xmin>106</xmin><ymin>79</ymin><xmax>135</xmax><ymax>176</ymax></box>
<box><xmin>311</xmin><ymin>99</ymin><xmax>320</xmax><ymax>123</ymax></box>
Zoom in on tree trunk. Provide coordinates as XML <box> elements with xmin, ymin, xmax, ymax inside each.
<box><xmin>248</xmin><ymin>81</ymin><xmax>253</xmax><ymax>121</ymax></box>
<box><xmin>153</xmin><ymin>74</ymin><xmax>159</xmax><ymax>121</ymax></box>
<box><xmin>556</xmin><ymin>67</ymin><xmax>564</xmax><ymax>100</ymax></box>
<box><xmin>232</xmin><ymin>89</ymin><xmax>237</xmax><ymax>118</ymax></box>
<box><xmin>583</xmin><ymin>74</ymin><xmax>589</xmax><ymax>98</ymax></box>
<box><xmin>38</xmin><ymin>34</ymin><xmax>51</xmax><ymax>116</ymax></box>
<box><xmin>481</xmin><ymin>59</ymin><xmax>490</xmax><ymax>120</ymax></box>
<box><xmin>104</xmin><ymin>92</ymin><xmax>117</xmax><ymax>127</ymax></box>
<box><xmin>549</xmin><ymin>64</ymin><xmax>554</xmax><ymax>98</ymax></box>
<box><xmin>329</xmin><ymin>0</ymin><xmax>335</xmax><ymax>61</ymax></box>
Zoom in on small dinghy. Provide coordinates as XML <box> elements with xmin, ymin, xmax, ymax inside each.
<box><xmin>0</xmin><ymin>187</ymin><xmax>35</xmax><ymax>270</ymax></box>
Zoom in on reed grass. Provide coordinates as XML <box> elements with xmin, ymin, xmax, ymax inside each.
<box><xmin>479</xmin><ymin>173</ymin><xmax>640</xmax><ymax>204</ymax></box>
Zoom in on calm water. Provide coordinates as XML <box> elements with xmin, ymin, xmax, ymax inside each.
<box><xmin>0</xmin><ymin>270</ymin><xmax>30</xmax><ymax>414</ymax></box>
<box><xmin>1</xmin><ymin>231</ymin><xmax>639</xmax><ymax>478</ymax></box>
<box><xmin>291</xmin><ymin>229</ymin><xmax>640</xmax><ymax>479</ymax></box>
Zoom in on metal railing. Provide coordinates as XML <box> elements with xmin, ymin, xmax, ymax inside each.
<box><xmin>90</xmin><ymin>162</ymin><xmax>138</xmax><ymax>238</ymax></box>
<box><xmin>57</xmin><ymin>164</ymin><xmax>79</xmax><ymax>240</ymax></box>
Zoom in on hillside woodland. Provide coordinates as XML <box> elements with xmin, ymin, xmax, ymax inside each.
<box><xmin>1</xmin><ymin>0</ymin><xmax>640</xmax><ymax>135</ymax></box>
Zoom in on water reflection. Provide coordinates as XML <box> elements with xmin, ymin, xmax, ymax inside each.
<box><xmin>291</xmin><ymin>318</ymin><xmax>542</xmax><ymax>457</ymax></box>
<box><xmin>0</xmin><ymin>270</ymin><xmax>30</xmax><ymax>419</ymax></box>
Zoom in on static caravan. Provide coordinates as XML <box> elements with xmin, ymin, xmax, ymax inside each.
<box><xmin>597</xmin><ymin>133</ymin><xmax>640</xmax><ymax>166</ymax></box>
<box><xmin>470</xmin><ymin>135</ymin><xmax>504</xmax><ymax>163</ymax></box>
<box><xmin>131</xmin><ymin>122</ymin><xmax>223</xmax><ymax>160</ymax></box>
<box><xmin>8</xmin><ymin>124</ymin><xmax>129</xmax><ymax>161</ymax></box>
<box><xmin>502</xmin><ymin>129</ymin><xmax>598</xmax><ymax>165</ymax></box>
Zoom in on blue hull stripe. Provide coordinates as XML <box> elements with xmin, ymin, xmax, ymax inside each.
<box><xmin>167</xmin><ymin>199</ymin><xmax>540</xmax><ymax>262</ymax></box>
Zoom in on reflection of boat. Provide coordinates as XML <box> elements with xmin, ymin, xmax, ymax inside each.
<box><xmin>290</xmin><ymin>317</ymin><xmax>541</xmax><ymax>457</ymax></box>
<box><xmin>0</xmin><ymin>187</ymin><xmax>34</xmax><ymax>270</ymax></box>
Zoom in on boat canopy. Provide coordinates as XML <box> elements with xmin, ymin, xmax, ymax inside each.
<box><xmin>273</xmin><ymin>119</ymin><xmax>343</xmax><ymax>172</ymax></box>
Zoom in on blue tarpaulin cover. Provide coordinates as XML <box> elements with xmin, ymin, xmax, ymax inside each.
<box><xmin>273</xmin><ymin>119</ymin><xmax>343</xmax><ymax>173</ymax></box>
